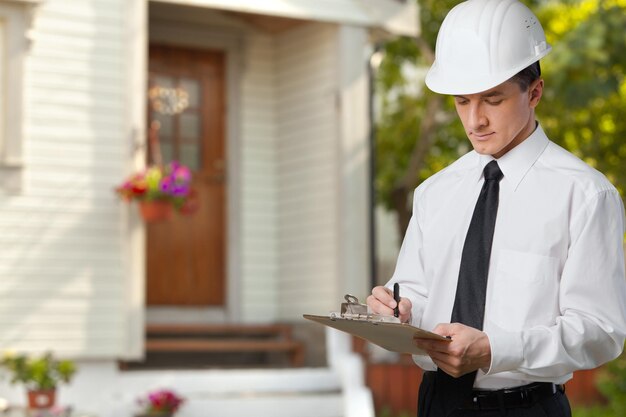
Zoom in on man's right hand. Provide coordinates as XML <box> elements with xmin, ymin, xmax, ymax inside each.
<box><xmin>366</xmin><ymin>285</ymin><xmax>412</xmax><ymax>323</ymax></box>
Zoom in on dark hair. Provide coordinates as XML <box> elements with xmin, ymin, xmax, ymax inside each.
<box><xmin>510</xmin><ymin>61</ymin><xmax>541</xmax><ymax>91</ymax></box>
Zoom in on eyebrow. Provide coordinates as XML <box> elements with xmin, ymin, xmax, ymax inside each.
<box><xmin>454</xmin><ymin>91</ymin><xmax>504</xmax><ymax>99</ymax></box>
<box><xmin>481</xmin><ymin>91</ymin><xmax>504</xmax><ymax>98</ymax></box>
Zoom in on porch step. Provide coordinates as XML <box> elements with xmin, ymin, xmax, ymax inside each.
<box><xmin>145</xmin><ymin>338</ymin><xmax>305</xmax><ymax>366</ymax></box>
<box><xmin>105</xmin><ymin>367</ymin><xmax>344</xmax><ymax>417</ymax></box>
<box><xmin>180</xmin><ymin>392</ymin><xmax>343</xmax><ymax>417</ymax></box>
<box><xmin>178</xmin><ymin>369</ymin><xmax>343</xmax><ymax>417</ymax></box>
<box><xmin>133</xmin><ymin>323</ymin><xmax>306</xmax><ymax>369</ymax></box>
<box><xmin>147</xmin><ymin>323</ymin><xmax>294</xmax><ymax>338</ymax></box>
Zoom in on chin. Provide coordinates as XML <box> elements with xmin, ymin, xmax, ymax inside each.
<box><xmin>472</xmin><ymin>142</ymin><xmax>506</xmax><ymax>157</ymax></box>
<box><xmin>471</xmin><ymin>145</ymin><xmax>493</xmax><ymax>155</ymax></box>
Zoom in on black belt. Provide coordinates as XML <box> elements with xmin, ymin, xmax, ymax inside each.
<box><xmin>462</xmin><ymin>382</ymin><xmax>565</xmax><ymax>410</ymax></box>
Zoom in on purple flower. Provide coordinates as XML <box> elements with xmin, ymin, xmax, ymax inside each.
<box><xmin>159</xmin><ymin>177</ymin><xmax>174</xmax><ymax>195</ymax></box>
<box><xmin>171</xmin><ymin>184</ymin><xmax>189</xmax><ymax>197</ymax></box>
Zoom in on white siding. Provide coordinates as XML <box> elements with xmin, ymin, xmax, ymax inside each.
<box><xmin>239</xmin><ymin>33</ymin><xmax>279</xmax><ymax>322</ymax></box>
<box><xmin>275</xmin><ymin>23</ymin><xmax>340</xmax><ymax>319</ymax></box>
<box><xmin>239</xmin><ymin>23</ymin><xmax>348</xmax><ymax>322</ymax></box>
<box><xmin>0</xmin><ymin>0</ymin><xmax>127</xmax><ymax>357</ymax></box>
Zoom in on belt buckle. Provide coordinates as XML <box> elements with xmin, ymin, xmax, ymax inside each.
<box><xmin>470</xmin><ymin>391</ymin><xmax>499</xmax><ymax>411</ymax></box>
<box><xmin>518</xmin><ymin>382</ymin><xmax>557</xmax><ymax>406</ymax></box>
<box><xmin>469</xmin><ymin>382</ymin><xmax>561</xmax><ymax>411</ymax></box>
<box><xmin>471</xmin><ymin>393</ymin><xmax>483</xmax><ymax>410</ymax></box>
<box><xmin>518</xmin><ymin>387</ymin><xmax>531</xmax><ymax>406</ymax></box>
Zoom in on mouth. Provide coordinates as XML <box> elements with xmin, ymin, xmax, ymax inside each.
<box><xmin>472</xmin><ymin>132</ymin><xmax>494</xmax><ymax>141</ymax></box>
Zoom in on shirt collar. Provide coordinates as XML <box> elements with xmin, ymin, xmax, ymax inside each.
<box><xmin>476</xmin><ymin>123</ymin><xmax>549</xmax><ymax>191</ymax></box>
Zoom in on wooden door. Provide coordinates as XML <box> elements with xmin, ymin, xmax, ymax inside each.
<box><xmin>146</xmin><ymin>44</ymin><xmax>226</xmax><ymax>306</ymax></box>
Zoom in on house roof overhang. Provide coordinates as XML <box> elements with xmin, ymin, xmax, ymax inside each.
<box><xmin>150</xmin><ymin>0</ymin><xmax>419</xmax><ymax>37</ymax></box>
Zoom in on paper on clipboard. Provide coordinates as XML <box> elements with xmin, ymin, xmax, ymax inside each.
<box><xmin>303</xmin><ymin>295</ymin><xmax>449</xmax><ymax>356</ymax></box>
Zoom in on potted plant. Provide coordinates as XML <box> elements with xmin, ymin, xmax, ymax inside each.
<box><xmin>115</xmin><ymin>161</ymin><xmax>196</xmax><ymax>222</ymax></box>
<box><xmin>1</xmin><ymin>351</ymin><xmax>76</xmax><ymax>409</ymax></box>
<box><xmin>136</xmin><ymin>389</ymin><xmax>185</xmax><ymax>417</ymax></box>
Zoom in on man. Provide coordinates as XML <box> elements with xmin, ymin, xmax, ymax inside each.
<box><xmin>366</xmin><ymin>0</ymin><xmax>626</xmax><ymax>416</ymax></box>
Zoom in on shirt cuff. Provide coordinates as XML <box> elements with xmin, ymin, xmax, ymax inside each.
<box><xmin>484</xmin><ymin>325</ymin><xmax>524</xmax><ymax>375</ymax></box>
<box><xmin>413</xmin><ymin>354</ymin><xmax>437</xmax><ymax>371</ymax></box>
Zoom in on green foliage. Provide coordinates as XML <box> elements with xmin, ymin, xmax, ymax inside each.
<box><xmin>537</xmin><ymin>0</ymin><xmax>626</xmax><ymax>196</ymax></box>
<box><xmin>571</xmin><ymin>353</ymin><xmax>626</xmax><ymax>417</ymax></box>
<box><xmin>377</xmin><ymin>406</ymin><xmax>413</xmax><ymax>417</ymax></box>
<box><xmin>595</xmin><ymin>354</ymin><xmax>626</xmax><ymax>416</ymax></box>
<box><xmin>572</xmin><ymin>405</ymin><xmax>613</xmax><ymax>417</ymax></box>
<box><xmin>375</xmin><ymin>0</ymin><xmax>466</xmax><ymax>212</ymax></box>
<box><xmin>1</xmin><ymin>352</ymin><xmax>76</xmax><ymax>390</ymax></box>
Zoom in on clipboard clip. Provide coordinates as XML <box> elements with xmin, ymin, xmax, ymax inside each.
<box><xmin>330</xmin><ymin>294</ymin><xmax>401</xmax><ymax>324</ymax></box>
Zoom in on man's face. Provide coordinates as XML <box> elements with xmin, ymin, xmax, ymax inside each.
<box><xmin>453</xmin><ymin>79</ymin><xmax>543</xmax><ymax>159</ymax></box>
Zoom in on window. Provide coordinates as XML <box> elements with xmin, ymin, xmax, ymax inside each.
<box><xmin>0</xmin><ymin>0</ymin><xmax>40</xmax><ymax>193</ymax></box>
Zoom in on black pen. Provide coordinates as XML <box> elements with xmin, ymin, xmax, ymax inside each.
<box><xmin>393</xmin><ymin>283</ymin><xmax>400</xmax><ymax>318</ymax></box>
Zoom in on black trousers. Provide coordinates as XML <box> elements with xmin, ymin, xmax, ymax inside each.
<box><xmin>418</xmin><ymin>372</ymin><xmax>572</xmax><ymax>417</ymax></box>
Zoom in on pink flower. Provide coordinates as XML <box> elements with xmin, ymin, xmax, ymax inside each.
<box><xmin>140</xmin><ymin>389</ymin><xmax>185</xmax><ymax>414</ymax></box>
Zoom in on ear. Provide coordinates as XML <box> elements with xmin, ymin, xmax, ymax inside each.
<box><xmin>528</xmin><ymin>78</ymin><xmax>543</xmax><ymax>108</ymax></box>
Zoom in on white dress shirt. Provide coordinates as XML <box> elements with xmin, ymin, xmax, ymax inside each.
<box><xmin>387</xmin><ymin>124</ymin><xmax>626</xmax><ymax>389</ymax></box>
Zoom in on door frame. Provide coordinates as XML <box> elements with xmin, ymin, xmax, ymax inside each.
<box><xmin>125</xmin><ymin>2</ymin><xmax>244</xmax><ymax>344</ymax></box>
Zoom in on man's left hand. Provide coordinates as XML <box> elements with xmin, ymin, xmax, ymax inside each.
<box><xmin>414</xmin><ymin>323</ymin><xmax>491</xmax><ymax>378</ymax></box>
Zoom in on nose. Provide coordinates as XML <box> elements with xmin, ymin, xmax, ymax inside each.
<box><xmin>468</xmin><ymin>102</ymin><xmax>488</xmax><ymax>131</ymax></box>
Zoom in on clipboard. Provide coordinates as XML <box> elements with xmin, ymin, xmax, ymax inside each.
<box><xmin>303</xmin><ymin>295</ymin><xmax>449</xmax><ymax>356</ymax></box>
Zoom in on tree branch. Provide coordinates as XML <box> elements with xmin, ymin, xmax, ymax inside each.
<box><xmin>401</xmin><ymin>94</ymin><xmax>443</xmax><ymax>190</ymax></box>
<box><xmin>415</xmin><ymin>36</ymin><xmax>435</xmax><ymax>64</ymax></box>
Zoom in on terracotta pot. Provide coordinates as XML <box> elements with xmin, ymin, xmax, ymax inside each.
<box><xmin>139</xmin><ymin>200</ymin><xmax>173</xmax><ymax>222</ymax></box>
<box><xmin>27</xmin><ymin>388</ymin><xmax>56</xmax><ymax>409</ymax></box>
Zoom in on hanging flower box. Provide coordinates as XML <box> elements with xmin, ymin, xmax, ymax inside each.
<box><xmin>116</xmin><ymin>161</ymin><xmax>196</xmax><ymax>223</ymax></box>
<box><xmin>138</xmin><ymin>200</ymin><xmax>173</xmax><ymax>222</ymax></box>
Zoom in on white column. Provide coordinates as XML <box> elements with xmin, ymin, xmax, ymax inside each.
<box><xmin>335</xmin><ymin>25</ymin><xmax>372</xmax><ymax>301</ymax></box>
<box><xmin>123</xmin><ymin>0</ymin><xmax>148</xmax><ymax>359</ymax></box>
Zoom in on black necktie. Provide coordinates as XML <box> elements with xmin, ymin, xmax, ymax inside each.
<box><xmin>431</xmin><ymin>160</ymin><xmax>504</xmax><ymax>416</ymax></box>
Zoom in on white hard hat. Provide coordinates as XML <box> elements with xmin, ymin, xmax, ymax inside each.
<box><xmin>425</xmin><ymin>0</ymin><xmax>551</xmax><ymax>95</ymax></box>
